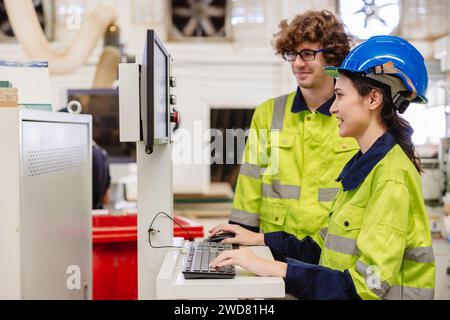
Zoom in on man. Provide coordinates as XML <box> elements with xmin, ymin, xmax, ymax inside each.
<box><xmin>230</xmin><ymin>10</ymin><xmax>359</xmax><ymax>239</ymax></box>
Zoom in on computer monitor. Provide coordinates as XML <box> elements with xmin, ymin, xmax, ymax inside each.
<box><xmin>67</xmin><ymin>88</ymin><xmax>136</xmax><ymax>163</ymax></box>
<box><xmin>141</xmin><ymin>29</ymin><xmax>171</xmax><ymax>154</ymax></box>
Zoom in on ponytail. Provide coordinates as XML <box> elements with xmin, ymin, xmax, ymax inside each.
<box><xmin>380</xmin><ymin>100</ymin><xmax>422</xmax><ymax>173</ymax></box>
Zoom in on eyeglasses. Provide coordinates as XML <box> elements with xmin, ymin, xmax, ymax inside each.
<box><xmin>282</xmin><ymin>49</ymin><xmax>330</xmax><ymax>62</ymax></box>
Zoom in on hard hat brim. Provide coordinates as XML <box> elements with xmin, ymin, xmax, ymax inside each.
<box><xmin>322</xmin><ymin>66</ymin><xmax>428</xmax><ymax>105</ymax></box>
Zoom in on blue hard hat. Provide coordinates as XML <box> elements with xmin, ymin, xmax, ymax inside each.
<box><xmin>324</xmin><ymin>35</ymin><xmax>428</xmax><ymax>104</ymax></box>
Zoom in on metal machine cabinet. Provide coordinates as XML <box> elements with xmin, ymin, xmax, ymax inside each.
<box><xmin>433</xmin><ymin>239</ymin><xmax>450</xmax><ymax>300</ymax></box>
<box><xmin>0</xmin><ymin>109</ymin><xmax>92</xmax><ymax>299</ymax></box>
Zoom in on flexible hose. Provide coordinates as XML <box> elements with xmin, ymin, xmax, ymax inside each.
<box><xmin>4</xmin><ymin>0</ymin><xmax>117</xmax><ymax>75</ymax></box>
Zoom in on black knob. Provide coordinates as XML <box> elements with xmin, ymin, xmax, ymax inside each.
<box><xmin>170</xmin><ymin>76</ymin><xmax>177</xmax><ymax>87</ymax></box>
<box><xmin>170</xmin><ymin>95</ymin><xmax>177</xmax><ymax>105</ymax></box>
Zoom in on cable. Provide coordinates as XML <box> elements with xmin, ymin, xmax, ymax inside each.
<box><xmin>148</xmin><ymin>211</ymin><xmax>194</xmax><ymax>249</ymax></box>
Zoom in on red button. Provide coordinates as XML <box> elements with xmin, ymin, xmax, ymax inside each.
<box><xmin>170</xmin><ymin>111</ymin><xmax>180</xmax><ymax>124</ymax></box>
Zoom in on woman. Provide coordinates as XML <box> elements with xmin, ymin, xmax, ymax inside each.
<box><xmin>209</xmin><ymin>35</ymin><xmax>436</xmax><ymax>300</ymax></box>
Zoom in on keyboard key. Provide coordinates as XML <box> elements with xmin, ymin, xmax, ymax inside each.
<box><xmin>182</xmin><ymin>241</ymin><xmax>236</xmax><ymax>279</ymax></box>
<box><xmin>193</xmin><ymin>257</ymin><xmax>201</xmax><ymax>271</ymax></box>
<box><xmin>201</xmin><ymin>261</ymin><xmax>209</xmax><ymax>271</ymax></box>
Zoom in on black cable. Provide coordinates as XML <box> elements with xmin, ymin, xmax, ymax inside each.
<box><xmin>148</xmin><ymin>211</ymin><xmax>194</xmax><ymax>249</ymax></box>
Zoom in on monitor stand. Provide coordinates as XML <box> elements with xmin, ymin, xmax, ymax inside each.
<box><xmin>137</xmin><ymin>141</ymin><xmax>173</xmax><ymax>299</ymax></box>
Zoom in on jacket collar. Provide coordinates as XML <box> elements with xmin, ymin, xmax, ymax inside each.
<box><xmin>336</xmin><ymin>131</ymin><xmax>397</xmax><ymax>191</ymax></box>
<box><xmin>291</xmin><ymin>87</ymin><xmax>334</xmax><ymax>116</ymax></box>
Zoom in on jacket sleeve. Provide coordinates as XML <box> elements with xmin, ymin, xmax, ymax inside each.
<box><xmin>264</xmin><ymin>232</ymin><xmax>322</xmax><ymax>264</ymax></box>
<box><xmin>346</xmin><ymin>180</ymin><xmax>410</xmax><ymax>300</ymax></box>
<box><xmin>284</xmin><ymin>259</ymin><xmax>361</xmax><ymax>300</ymax></box>
<box><xmin>265</xmin><ymin>231</ymin><xmax>360</xmax><ymax>300</ymax></box>
<box><xmin>229</xmin><ymin>103</ymin><xmax>271</xmax><ymax>232</ymax></box>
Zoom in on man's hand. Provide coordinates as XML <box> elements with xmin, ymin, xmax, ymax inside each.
<box><xmin>209</xmin><ymin>224</ymin><xmax>265</xmax><ymax>246</ymax></box>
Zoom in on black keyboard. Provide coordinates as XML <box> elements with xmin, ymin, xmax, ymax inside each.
<box><xmin>182</xmin><ymin>241</ymin><xmax>236</xmax><ymax>279</ymax></box>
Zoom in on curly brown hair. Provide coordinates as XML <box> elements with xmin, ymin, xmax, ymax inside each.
<box><xmin>273</xmin><ymin>10</ymin><xmax>352</xmax><ymax>66</ymax></box>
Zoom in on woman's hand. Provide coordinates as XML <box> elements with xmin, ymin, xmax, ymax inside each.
<box><xmin>209</xmin><ymin>247</ymin><xmax>287</xmax><ymax>278</ymax></box>
<box><xmin>209</xmin><ymin>224</ymin><xmax>265</xmax><ymax>246</ymax></box>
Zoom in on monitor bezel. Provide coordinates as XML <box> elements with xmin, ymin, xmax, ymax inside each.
<box><xmin>145</xmin><ymin>29</ymin><xmax>171</xmax><ymax>148</ymax></box>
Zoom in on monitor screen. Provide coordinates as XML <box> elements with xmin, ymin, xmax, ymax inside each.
<box><xmin>141</xmin><ymin>29</ymin><xmax>171</xmax><ymax>153</ymax></box>
<box><xmin>67</xmin><ymin>88</ymin><xmax>136</xmax><ymax>163</ymax></box>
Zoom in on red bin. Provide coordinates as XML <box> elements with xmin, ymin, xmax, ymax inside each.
<box><xmin>92</xmin><ymin>213</ymin><xmax>138</xmax><ymax>300</ymax></box>
<box><xmin>173</xmin><ymin>215</ymin><xmax>204</xmax><ymax>239</ymax></box>
<box><xmin>92</xmin><ymin>212</ymin><xmax>203</xmax><ymax>300</ymax></box>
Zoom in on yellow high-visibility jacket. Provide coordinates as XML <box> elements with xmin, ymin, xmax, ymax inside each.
<box><xmin>313</xmin><ymin>138</ymin><xmax>435</xmax><ymax>299</ymax></box>
<box><xmin>231</xmin><ymin>89</ymin><xmax>358</xmax><ymax>239</ymax></box>
<box><xmin>266</xmin><ymin>133</ymin><xmax>435</xmax><ymax>299</ymax></box>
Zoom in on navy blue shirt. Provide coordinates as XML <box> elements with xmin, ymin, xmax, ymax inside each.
<box><xmin>93</xmin><ymin>144</ymin><xmax>111</xmax><ymax>209</ymax></box>
<box><xmin>264</xmin><ymin>131</ymin><xmax>397</xmax><ymax>300</ymax></box>
<box><xmin>336</xmin><ymin>132</ymin><xmax>397</xmax><ymax>191</ymax></box>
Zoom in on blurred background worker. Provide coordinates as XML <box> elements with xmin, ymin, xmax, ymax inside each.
<box><xmin>211</xmin><ymin>35</ymin><xmax>435</xmax><ymax>300</ymax></box>
<box><xmin>92</xmin><ymin>141</ymin><xmax>111</xmax><ymax>210</ymax></box>
<box><xmin>230</xmin><ymin>10</ymin><xmax>359</xmax><ymax>239</ymax></box>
